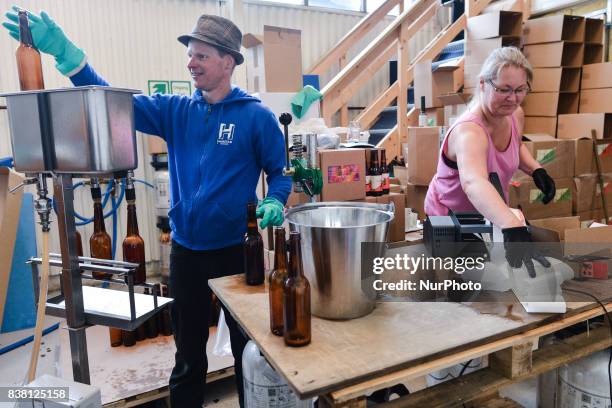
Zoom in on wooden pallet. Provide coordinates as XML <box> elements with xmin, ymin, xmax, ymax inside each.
<box><xmin>103</xmin><ymin>367</ymin><xmax>235</xmax><ymax>407</ymax></box>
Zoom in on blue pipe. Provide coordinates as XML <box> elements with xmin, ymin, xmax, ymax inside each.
<box><xmin>0</xmin><ymin>323</ymin><xmax>60</xmax><ymax>355</ymax></box>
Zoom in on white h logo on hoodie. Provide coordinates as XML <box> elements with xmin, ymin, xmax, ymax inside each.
<box><xmin>217</xmin><ymin>123</ymin><xmax>235</xmax><ymax>145</ymax></box>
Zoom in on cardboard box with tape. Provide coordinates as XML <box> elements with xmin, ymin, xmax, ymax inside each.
<box><xmin>513</xmin><ymin>135</ymin><xmax>574</xmax><ymax>181</ymax></box>
<box><xmin>508</xmin><ymin>178</ymin><xmax>573</xmax><ymax>220</ymax></box>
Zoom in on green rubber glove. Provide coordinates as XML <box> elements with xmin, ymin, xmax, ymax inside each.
<box><xmin>3</xmin><ymin>6</ymin><xmax>86</xmax><ymax>76</ymax></box>
<box><xmin>255</xmin><ymin>197</ymin><xmax>285</xmax><ymax>229</ymax></box>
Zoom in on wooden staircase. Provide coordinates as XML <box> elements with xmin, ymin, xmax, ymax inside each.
<box><xmin>306</xmin><ymin>0</ymin><xmax>524</xmax><ymax>159</ymax></box>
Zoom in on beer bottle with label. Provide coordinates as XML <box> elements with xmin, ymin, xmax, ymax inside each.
<box><xmin>16</xmin><ymin>10</ymin><xmax>44</xmax><ymax>91</ymax></box>
<box><xmin>244</xmin><ymin>202</ymin><xmax>264</xmax><ymax>286</ymax></box>
<box><xmin>89</xmin><ymin>185</ymin><xmax>112</xmax><ymax>280</ymax></box>
<box><xmin>380</xmin><ymin>149</ymin><xmax>390</xmax><ymax>195</ymax></box>
<box><xmin>370</xmin><ymin>150</ymin><xmax>383</xmax><ymax>197</ymax></box>
<box><xmin>365</xmin><ymin>150</ymin><xmax>372</xmax><ymax>197</ymax></box>
<box><xmin>122</xmin><ymin>179</ymin><xmax>146</xmax><ymax>285</ymax></box>
<box><xmin>283</xmin><ymin>232</ymin><xmax>311</xmax><ymax>347</ymax></box>
<box><xmin>269</xmin><ymin>227</ymin><xmax>288</xmax><ymax>336</ymax></box>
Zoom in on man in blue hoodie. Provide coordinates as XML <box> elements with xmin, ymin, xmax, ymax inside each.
<box><xmin>3</xmin><ymin>9</ymin><xmax>291</xmax><ymax>407</ymax></box>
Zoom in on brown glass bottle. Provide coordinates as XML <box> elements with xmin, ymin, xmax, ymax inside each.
<box><xmin>122</xmin><ymin>186</ymin><xmax>146</xmax><ymax>285</ymax></box>
<box><xmin>121</xmin><ymin>330</ymin><xmax>136</xmax><ymax>347</ymax></box>
<box><xmin>75</xmin><ymin>230</ymin><xmax>84</xmax><ymax>274</ymax></box>
<box><xmin>370</xmin><ymin>150</ymin><xmax>382</xmax><ymax>197</ymax></box>
<box><xmin>380</xmin><ymin>149</ymin><xmax>390</xmax><ymax>195</ymax></box>
<box><xmin>269</xmin><ymin>227</ymin><xmax>288</xmax><ymax>336</ymax></box>
<box><xmin>109</xmin><ymin>326</ymin><xmax>122</xmax><ymax>347</ymax></box>
<box><xmin>144</xmin><ymin>287</ymin><xmax>159</xmax><ymax>338</ymax></box>
<box><xmin>244</xmin><ymin>202</ymin><xmax>264</xmax><ymax>286</ymax></box>
<box><xmin>365</xmin><ymin>150</ymin><xmax>372</xmax><ymax>197</ymax></box>
<box><xmin>89</xmin><ymin>186</ymin><xmax>112</xmax><ymax>280</ymax></box>
<box><xmin>16</xmin><ymin>11</ymin><xmax>44</xmax><ymax>91</ymax></box>
<box><xmin>283</xmin><ymin>232</ymin><xmax>311</xmax><ymax>347</ymax></box>
<box><xmin>160</xmin><ymin>284</ymin><xmax>173</xmax><ymax>336</ymax></box>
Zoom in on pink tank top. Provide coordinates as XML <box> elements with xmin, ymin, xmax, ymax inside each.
<box><xmin>424</xmin><ymin>111</ymin><xmax>520</xmax><ymax>216</ymax></box>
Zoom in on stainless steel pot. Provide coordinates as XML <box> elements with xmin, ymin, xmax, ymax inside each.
<box><xmin>285</xmin><ymin>201</ymin><xmax>394</xmax><ymax>319</ymax></box>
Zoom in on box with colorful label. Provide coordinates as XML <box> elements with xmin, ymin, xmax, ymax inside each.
<box><xmin>319</xmin><ymin>149</ymin><xmax>366</xmax><ymax>202</ymax></box>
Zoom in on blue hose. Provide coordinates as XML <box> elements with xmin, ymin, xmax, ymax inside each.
<box><xmin>0</xmin><ymin>156</ymin><xmax>14</xmax><ymax>168</ymax></box>
<box><xmin>0</xmin><ymin>322</ymin><xmax>60</xmax><ymax>355</ymax></box>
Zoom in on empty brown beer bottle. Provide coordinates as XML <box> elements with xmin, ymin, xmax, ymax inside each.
<box><xmin>283</xmin><ymin>232</ymin><xmax>311</xmax><ymax>347</ymax></box>
<box><xmin>269</xmin><ymin>227</ymin><xmax>288</xmax><ymax>336</ymax></box>
<box><xmin>121</xmin><ymin>330</ymin><xmax>136</xmax><ymax>347</ymax></box>
<box><xmin>109</xmin><ymin>326</ymin><xmax>122</xmax><ymax>347</ymax></box>
<box><xmin>122</xmin><ymin>180</ymin><xmax>146</xmax><ymax>285</ymax></box>
<box><xmin>89</xmin><ymin>185</ymin><xmax>112</xmax><ymax>280</ymax></box>
<box><xmin>16</xmin><ymin>10</ymin><xmax>44</xmax><ymax>91</ymax></box>
<box><xmin>244</xmin><ymin>202</ymin><xmax>264</xmax><ymax>286</ymax></box>
<box><xmin>370</xmin><ymin>150</ymin><xmax>382</xmax><ymax>197</ymax></box>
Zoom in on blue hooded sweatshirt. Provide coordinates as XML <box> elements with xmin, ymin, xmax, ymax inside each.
<box><xmin>71</xmin><ymin>64</ymin><xmax>292</xmax><ymax>250</ymax></box>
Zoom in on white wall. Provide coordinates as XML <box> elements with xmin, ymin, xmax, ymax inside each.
<box><xmin>0</xmin><ymin>0</ymin><xmax>442</xmax><ymax>266</ymax></box>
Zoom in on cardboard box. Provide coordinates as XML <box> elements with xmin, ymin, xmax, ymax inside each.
<box><xmin>576</xmin><ymin>208</ymin><xmax>612</xmax><ymax>225</ymax></box>
<box><xmin>0</xmin><ymin>168</ymin><xmax>25</xmax><ymax>333</ymax></box>
<box><xmin>557</xmin><ymin>113</ymin><xmax>612</xmax><ymax>140</ymax></box>
<box><xmin>425</xmin><ymin>107</ymin><xmax>445</xmax><ymax>127</ymax></box>
<box><xmin>242</xmin><ymin>26</ymin><xmax>302</xmax><ymax>93</ymax></box>
<box><xmin>586</xmin><ymin>17</ymin><xmax>604</xmax><ymax>44</ymax></box>
<box><xmin>572</xmin><ymin>138</ymin><xmax>612</xmax><ymax>176</ymax></box>
<box><xmin>580</xmin><ymin>63</ymin><xmax>612</xmax><ymax>90</ymax></box>
<box><xmin>466</xmin><ymin>11</ymin><xmax>522</xmax><ymax>40</ymax></box>
<box><xmin>414</xmin><ymin>59</ymin><xmax>463</xmax><ymax>108</ymax></box>
<box><xmin>573</xmin><ymin>174</ymin><xmax>612</xmax><ymax>212</ymax></box>
<box><xmin>530</xmin><ymin>67</ymin><xmax>580</xmax><ymax>93</ymax></box>
<box><xmin>522</xmin><ymin>15</ymin><xmax>585</xmax><ymax>45</ymax></box>
<box><xmin>388</xmin><ymin>192</ymin><xmax>406</xmax><ymax>242</ymax></box>
<box><xmin>444</xmin><ymin>103</ymin><xmax>469</xmax><ymax>127</ymax></box>
<box><xmin>523</xmin><ymin>42</ymin><xmax>583</xmax><ymax>68</ymax></box>
<box><xmin>530</xmin><ymin>216</ymin><xmax>612</xmax><ymax>256</ymax></box>
<box><xmin>464</xmin><ymin>64</ymin><xmax>482</xmax><ymax>89</ymax></box>
<box><xmin>580</xmin><ymin>89</ymin><xmax>612</xmax><ymax>113</ymax></box>
<box><xmin>508</xmin><ymin>178</ymin><xmax>573</xmax><ymax>219</ymax></box>
<box><xmin>319</xmin><ymin>148</ymin><xmax>366</xmax><ymax>202</ymax></box>
<box><xmin>393</xmin><ymin>165</ymin><xmax>409</xmax><ymax>185</ymax></box>
<box><xmin>513</xmin><ymin>134</ymin><xmax>574</xmax><ymax>180</ymax></box>
<box><xmin>404</xmin><ymin>183</ymin><xmax>428</xmax><ymax>220</ymax></box>
<box><xmin>148</xmin><ymin>136</ymin><xmax>167</xmax><ymax>154</ymax></box>
<box><xmin>584</xmin><ymin>43</ymin><xmax>604</xmax><ymax>65</ymax></box>
<box><xmin>464</xmin><ymin>36</ymin><xmax>521</xmax><ymax>65</ymax></box>
<box><xmin>522</xmin><ymin>92</ymin><xmax>578</xmax><ymax>117</ymax></box>
<box><xmin>524</xmin><ymin>116</ymin><xmax>557</xmax><ymax>136</ymax></box>
<box><xmin>407</xmin><ymin>127</ymin><xmax>439</xmax><ymax>186</ymax></box>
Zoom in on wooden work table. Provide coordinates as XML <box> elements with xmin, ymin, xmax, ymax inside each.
<box><xmin>209</xmin><ymin>274</ymin><xmax>612</xmax><ymax>406</ymax></box>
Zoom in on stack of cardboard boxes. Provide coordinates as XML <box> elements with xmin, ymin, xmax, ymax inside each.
<box><xmin>521</xmin><ymin>15</ymin><xmax>584</xmax><ymax>136</ymax></box>
<box><xmin>414</xmin><ymin>59</ymin><xmax>464</xmax><ymax>125</ymax></box>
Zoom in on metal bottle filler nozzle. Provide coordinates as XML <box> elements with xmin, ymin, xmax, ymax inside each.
<box><xmin>279</xmin><ymin>112</ymin><xmax>323</xmax><ymax>201</ymax></box>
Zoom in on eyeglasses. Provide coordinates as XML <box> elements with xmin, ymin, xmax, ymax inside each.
<box><xmin>486</xmin><ymin>79</ymin><xmax>530</xmax><ymax>97</ymax></box>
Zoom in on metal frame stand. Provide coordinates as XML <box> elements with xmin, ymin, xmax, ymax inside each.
<box><xmin>52</xmin><ymin>173</ymin><xmax>90</xmax><ymax>384</ymax></box>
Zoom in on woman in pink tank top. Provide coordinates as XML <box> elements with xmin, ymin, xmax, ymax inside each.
<box><xmin>425</xmin><ymin>47</ymin><xmax>555</xmax><ymax>227</ymax></box>
<box><xmin>424</xmin><ymin>47</ymin><xmax>557</xmax><ymax>269</ymax></box>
